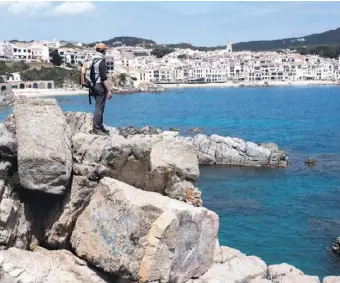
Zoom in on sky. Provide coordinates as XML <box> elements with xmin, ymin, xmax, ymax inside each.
<box><xmin>1</xmin><ymin>1</ymin><xmax>340</xmax><ymax>46</ymax></box>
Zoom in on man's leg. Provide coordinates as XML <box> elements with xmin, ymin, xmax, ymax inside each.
<box><xmin>93</xmin><ymin>94</ymin><xmax>106</xmax><ymax>131</ymax></box>
<box><xmin>100</xmin><ymin>94</ymin><xmax>107</xmax><ymax>128</ymax></box>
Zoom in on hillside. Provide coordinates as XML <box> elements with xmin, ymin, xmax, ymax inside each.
<box><xmin>87</xmin><ymin>36</ymin><xmax>156</xmax><ymax>47</ymax></box>
<box><xmin>93</xmin><ymin>27</ymin><xmax>340</xmax><ymax>55</ymax></box>
<box><xmin>232</xmin><ymin>27</ymin><xmax>340</xmax><ymax>51</ymax></box>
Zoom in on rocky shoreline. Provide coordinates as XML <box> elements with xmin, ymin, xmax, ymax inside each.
<box><xmin>0</xmin><ymin>97</ymin><xmax>336</xmax><ymax>283</ymax></box>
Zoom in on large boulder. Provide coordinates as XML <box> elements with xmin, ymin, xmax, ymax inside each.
<box><xmin>72</xmin><ymin>133</ymin><xmax>202</xmax><ymax>205</ymax></box>
<box><xmin>43</xmin><ymin>176</ymin><xmax>97</xmax><ymax>249</ymax></box>
<box><xmin>0</xmin><ymin>247</ymin><xmax>112</xmax><ymax>283</ymax></box>
<box><xmin>14</xmin><ymin>98</ymin><xmax>72</xmax><ymax>195</ymax></box>
<box><xmin>71</xmin><ymin>177</ymin><xmax>219</xmax><ymax>283</ymax></box>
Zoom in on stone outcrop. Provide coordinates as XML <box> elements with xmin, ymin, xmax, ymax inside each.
<box><xmin>72</xmin><ymin>132</ymin><xmax>202</xmax><ymax>205</ymax></box>
<box><xmin>190</xmin><ymin>134</ymin><xmax>287</xmax><ymax>167</ymax></box>
<box><xmin>105</xmin><ymin>126</ymin><xmax>288</xmax><ymax>168</ymax></box>
<box><xmin>136</xmin><ymin>81</ymin><xmax>165</xmax><ymax>93</ymax></box>
<box><xmin>0</xmin><ymin>247</ymin><xmax>113</xmax><ymax>283</ymax></box>
<box><xmin>14</xmin><ymin>98</ymin><xmax>72</xmax><ymax>195</ymax></box>
<box><xmin>71</xmin><ymin>177</ymin><xmax>219</xmax><ymax>283</ymax></box>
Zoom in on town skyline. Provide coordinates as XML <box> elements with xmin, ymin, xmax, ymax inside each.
<box><xmin>1</xmin><ymin>1</ymin><xmax>340</xmax><ymax>46</ymax></box>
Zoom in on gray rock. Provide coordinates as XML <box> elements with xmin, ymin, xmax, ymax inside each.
<box><xmin>277</xmin><ymin>276</ymin><xmax>320</xmax><ymax>283</ymax></box>
<box><xmin>150</xmin><ymin>139</ymin><xmax>200</xmax><ymax>181</ymax></box>
<box><xmin>14</xmin><ymin>98</ymin><xmax>73</xmax><ymax>195</ymax></box>
<box><xmin>190</xmin><ymin>134</ymin><xmax>287</xmax><ymax>167</ymax></box>
<box><xmin>72</xmin><ymin>133</ymin><xmax>202</xmax><ymax>205</ymax></box>
<box><xmin>64</xmin><ymin>112</ymin><xmax>119</xmax><ymax>136</ymax></box>
<box><xmin>0</xmin><ymin>183</ymin><xmax>21</xmax><ymax>249</ymax></box>
<box><xmin>43</xmin><ymin>176</ymin><xmax>97</xmax><ymax>249</ymax></box>
<box><xmin>214</xmin><ymin>245</ymin><xmax>244</xmax><ymax>264</ymax></box>
<box><xmin>0</xmin><ymin>123</ymin><xmax>16</xmax><ymax>158</ymax></box>
<box><xmin>64</xmin><ymin>111</ymin><xmax>93</xmax><ymax>135</ymax></box>
<box><xmin>4</xmin><ymin>114</ymin><xmax>16</xmax><ymax>134</ymax></box>
<box><xmin>267</xmin><ymin>263</ymin><xmax>310</xmax><ymax>283</ymax></box>
<box><xmin>0</xmin><ymin>247</ymin><xmax>112</xmax><ymax>283</ymax></box>
<box><xmin>0</xmin><ymin>87</ymin><xmax>14</xmax><ymax>108</ymax></box>
<box><xmin>71</xmin><ymin>177</ymin><xmax>219</xmax><ymax>283</ymax></box>
<box><xmin>0</xmin><ymin>162</ymin><xmax>11</xmax><ymax>180</ymax></box>
<box><xmin>323</xmin><ymin>277</ymin><xmax>340</xmax><ymax>283</ymax></box>
<box><xmin>192</xmin><ymin>254</ymin><xmax>267</xmax><ymax>283</ymax></box>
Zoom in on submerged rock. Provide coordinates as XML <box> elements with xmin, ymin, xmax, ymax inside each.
<box><xmin>187</xmin><ymin>128</ymin><xmax>202</xmax><ymax>134</ymax></box>
<box><xmin>331</xmin><ymin>237</ymin><xmax>340</xmax><ymax>256</ymax></box>
<box><xmin>71</xmin><ymin>177</ymin><xmax>219</xmax><ymax>283</ymax></box>
<box><xmin>14</xmin><ymin>98</ymin><xmax>72</xmax><ymax>195</ymax></box>
<box><xmin>305</xmin><ymin>158</ymin><xmax>317</xmax><ymax>166</ymax></box>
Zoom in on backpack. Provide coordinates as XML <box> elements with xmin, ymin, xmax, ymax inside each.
<box><xmin>81</xmin><ymin>58</ymin><xmax>102</xmax><ymax>104</ymax></box>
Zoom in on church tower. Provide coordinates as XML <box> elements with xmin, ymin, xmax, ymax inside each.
<box><xmin>226</xmin><ymin>41</ymin><xmax>232</xmax><ymax>52</ymax></box>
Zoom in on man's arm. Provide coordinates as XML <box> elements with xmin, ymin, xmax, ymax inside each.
<box><xmin>99</xmin><ymin>61</ymin><xmax>111</xmax><ymax>96</ymax></box>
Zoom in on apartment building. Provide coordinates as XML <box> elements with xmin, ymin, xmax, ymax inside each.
<box><xmin>0</xmin><ymin>41</ymin><xmax>14</xmax><ymax>60</ymax></box>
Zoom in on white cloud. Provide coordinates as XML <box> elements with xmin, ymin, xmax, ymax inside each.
<box><xmin>53</xmin><ymin>1</ymin><xmax>96</xmax><ymax>15</ymax></box>
<box><xmin>1</xmin><ymin>1</ymin><xmax>97</xmax><ymax>16</ymax></box>
<box><xmin>3</xmin><ymin>1</ymin><xmax>51</xmax><ymax>15</ymax></box>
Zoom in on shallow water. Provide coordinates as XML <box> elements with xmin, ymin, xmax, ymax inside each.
<box><xmin>2</xmin><ymin>86</ymin><xmax>340</xmax><ymax>278</ymax></box>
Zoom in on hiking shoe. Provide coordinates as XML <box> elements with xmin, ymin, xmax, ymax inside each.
<box><xmin>90</xmin><ymin>129</ymin><xmax>107</xmax><ymax>136</ymax></box>
<box><xmin>100</xmin><ymin>127</ymin><xmax>110</xmax><ymax>135</ymax></box>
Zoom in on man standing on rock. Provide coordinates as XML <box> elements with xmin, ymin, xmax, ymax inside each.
<box><xmin>82</xmin><ymin>42</ymin><xmax>112</xmax><ymax>135</ymax></box>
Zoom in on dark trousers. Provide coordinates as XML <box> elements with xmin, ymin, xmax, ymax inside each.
<box><xmin>92</xmin><ymin>84</ymin><xmax>107</xmax><ymax>130</ymax></box>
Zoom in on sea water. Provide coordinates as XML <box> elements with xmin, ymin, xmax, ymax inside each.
<box><xmin>1</xmin><ymin>86</ymin><xmax>340</xmax><ymax>278</ymax></box>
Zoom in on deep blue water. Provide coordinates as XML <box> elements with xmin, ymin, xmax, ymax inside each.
<box><xmin>1</xmin><ymin>86</ymin><xmax>340</xmax><ymax>278</ymax></box>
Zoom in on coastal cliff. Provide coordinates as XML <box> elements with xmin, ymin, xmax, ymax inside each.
<box><xmin>0</xmin><ymin>98</ymin><xmax>334</xmax><ymax>283</ymax></box>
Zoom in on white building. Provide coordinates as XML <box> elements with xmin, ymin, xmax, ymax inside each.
<box><xmin>226</xmin><ymin>41</ymin><xmax>232</xmax><ymax>53</ymax></box>
<box><xmin>12</xmin><ymin>43</ymin><xmax>32</xmax><ymax>62</ymax></box>
<box><xmin>30</xmin><ymin>43</ymin><xmax>49</xmax><ymax>62</ymax></box>
<box><xmin>0</xmin><ymin>41</ymin><xmax>13</xmax><ymax>60</ymax></box>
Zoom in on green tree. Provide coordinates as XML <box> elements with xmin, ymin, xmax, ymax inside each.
<box><xmin>50</xmin><ymin>49</ymin><xmax>62</xmax><ymax>66</ymax></box>
<box><xmin>151</xmin><ymin>47</ymin><xmax>174</xmax><ymax>58</ymax></box>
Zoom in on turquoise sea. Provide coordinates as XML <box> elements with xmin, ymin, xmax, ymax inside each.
<box><xmin>1</xmin><ymin>86</ymin><xmax>340</xmax><ymax>278</ymax></box>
